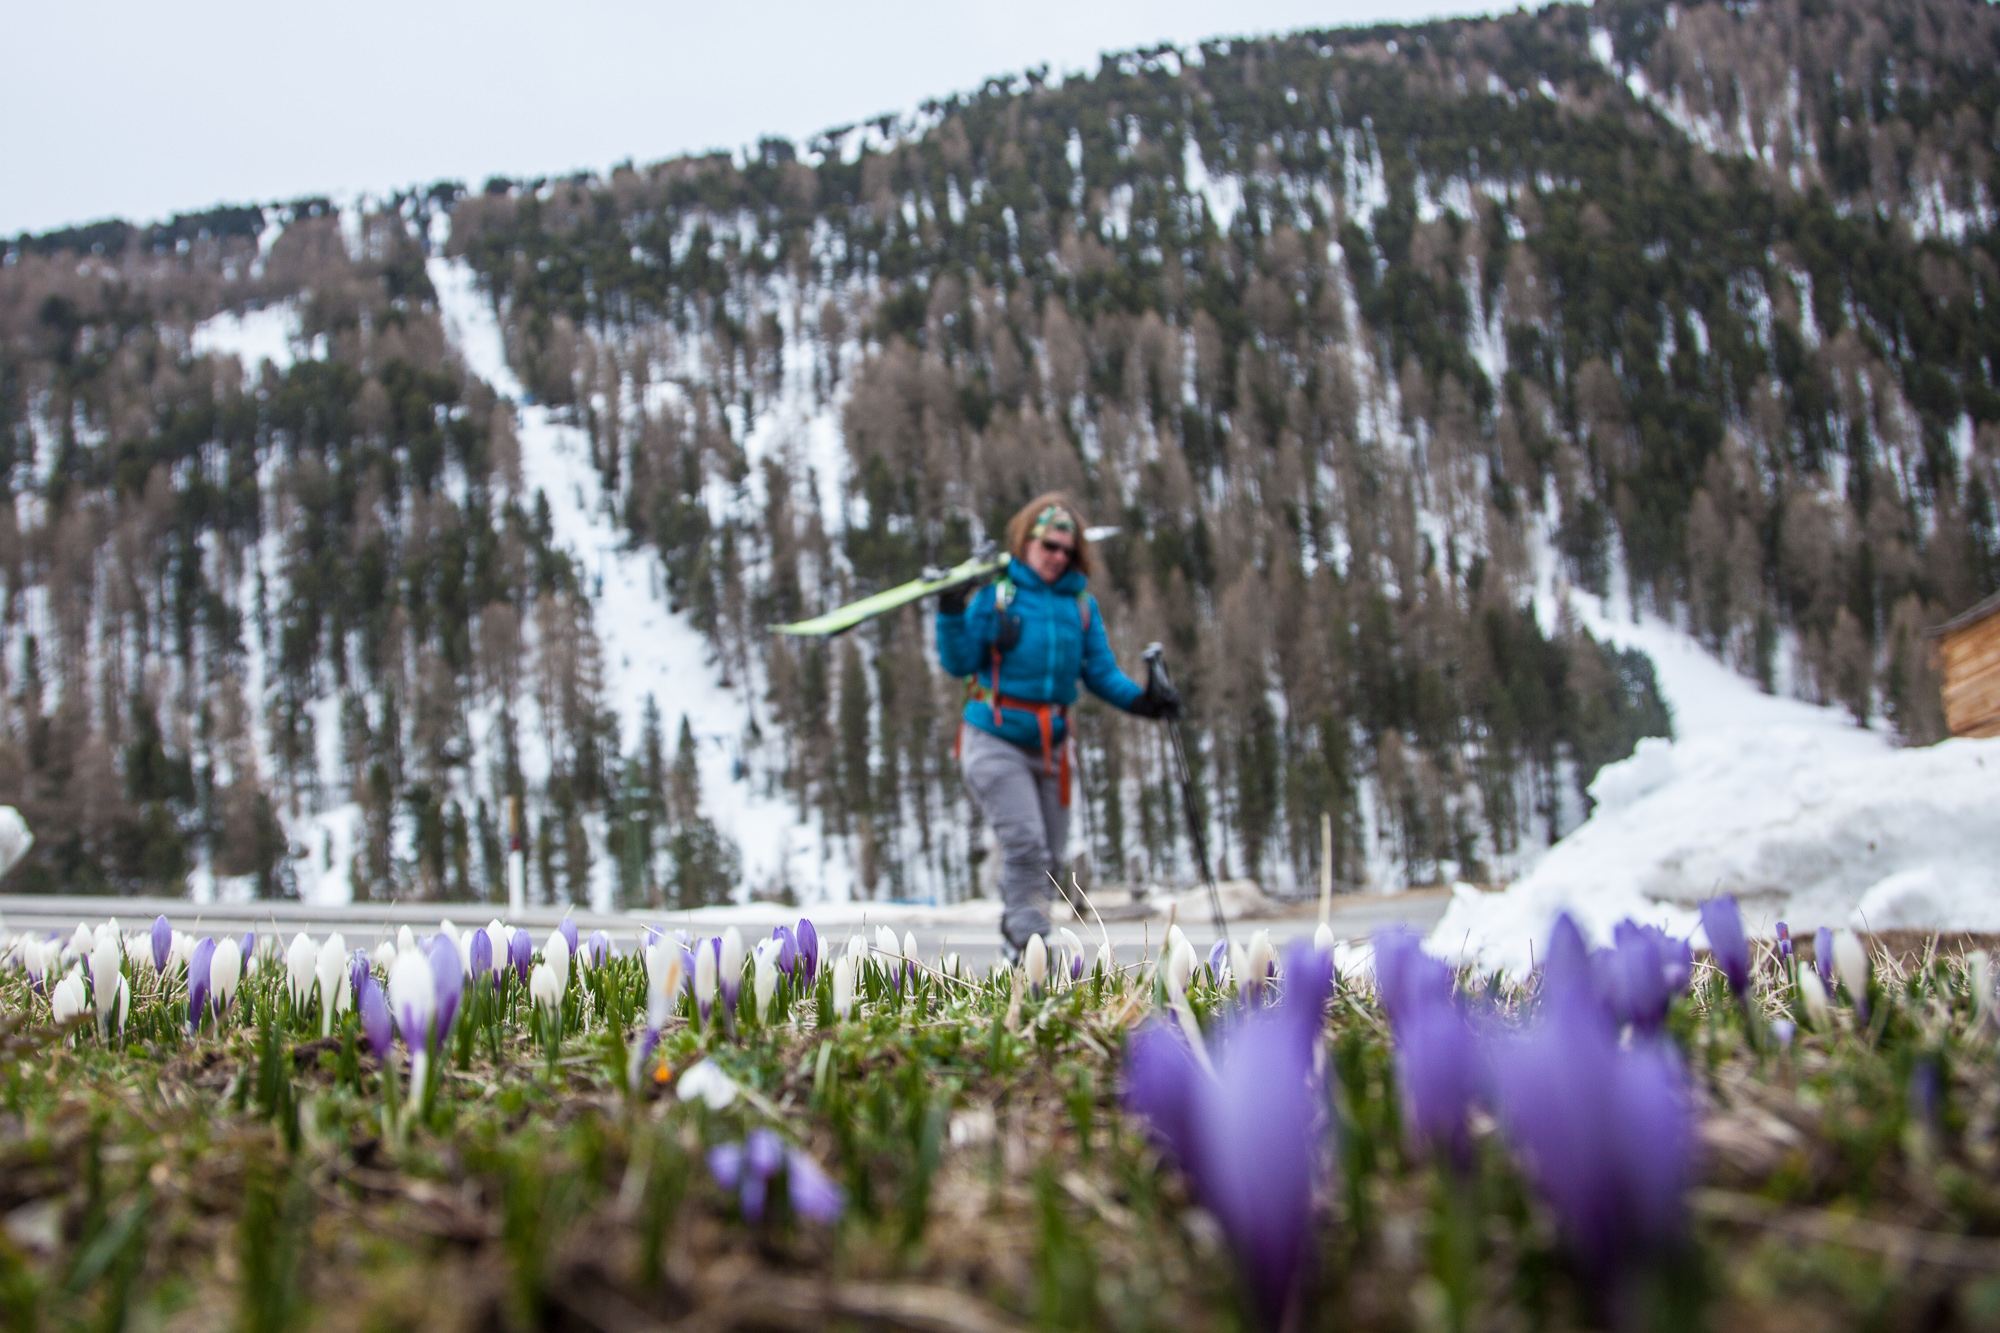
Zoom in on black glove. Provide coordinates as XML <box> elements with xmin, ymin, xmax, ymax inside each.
<box><xmin>938</xmin><ymin>582</ymin><xmax>975</xmax><ymax>615</ymax></box>
<box><xmin>1128</xmin><ymin>671</ymin><xmax>1181</xmax><ymax>720</ymax></box>
<box><xmin>995</xmin><ymin>611</ymin><xmax>1022</xmax><ymax>653</ymax></box>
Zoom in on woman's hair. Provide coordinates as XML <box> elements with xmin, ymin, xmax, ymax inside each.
<box><xmin>1004</xmin><ymin>492</ymin><xmax>1093</xmax><ymax>576</ymax></box>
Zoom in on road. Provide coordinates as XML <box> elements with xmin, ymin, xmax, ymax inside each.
<box><xmin>0</xmin><ymin>889</ymin><xmax>1454</xmax><ymax>971</ymax></box>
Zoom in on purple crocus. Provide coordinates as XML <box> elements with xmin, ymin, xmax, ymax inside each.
<box><xmin>772</xmin><ymin>925</ymin><xmax>798</xmax><ymax>976</ymax></box>
<box><xmin>349</xmin><ymin>949</ymin><xmax>371</xmax><ymax>1004</ymax></box>
<box><xmin>1124</xmin><ymin>967</ymin><xmax>1332</xmax><ymax>1328</ymax></box>
<box><xmin>1594</xmin><ymin>922</ymin><xmax>1682</xmax><ymax>1034</ymax></box>
<box><xmin>1815</xmin><ymin>927</ymin><xmax>1836</xmax><ymax>986</ymax></box>
<box><xmin>187</xmin><ymin>937</ymin><xmax>216</xmax><ymax>1031</ymax></box>
<box><xmin>1373</xmin><ymin>926</ymin><xmax>1454</xmax><ymax>1029</ymax></box>
<box><xmin>240</xmin><ymin>931</ymin><xmax>257</xmax><ymax>967</ymax></box>
<box><xmin>1393</xmin><ymin>992</ymin><xmax>1487</xmax><ymax>1167</ymax></box>
<box><xmin>1698</xmin><ymin>896</ymin><xmax>1751</xmax><ymax>997</ymax></box>
<box><xmin>796</xmin><ymin>918</ymin><xmax>819</xmax><ymax>986</ymax></box>
<box><xmin>426</xmin><ymin>935</ymin><xmax>463</xmax><ymax>1043</ymax></box>
<box><xmin>557</xmin><ymin>915</ymin><xmax>579</xmax><ymax>960</ymax></box>
<box><xmin>508</xmin><ymin>927</ymin><xmax>532</xmax><ymax>982</ymax></box>
<box><xmin>358</xmin><ymin>974</ymin><xmax>394</xmax><ymax>1063</ymax></box>
<box><xmin>1493</xmin><ymin>989</ymin><xmax>1693</xmax><ymax>1297</ymax></box>
<box><xmin>708</xmin><ymin>1131</ymin><xmax>845</xmax><ymax>1225</ymax></box>
<box><xmin>151</xmin><ymin>915</ymin><xmax>173</xmax><ymax>973</ymax></box>
<box><xmin>585</xmin><ymin>930</ymin><xmax>611</xmax><ymax>966</ymax></box>
<box><xmin>1775</xmin><ymin>921</ymin><xmax>1792</xmax><ymax>959</ymax></box>
<box><xmin>1207</xmin><ymin>939</ymin><xmax>1230</xmax><ymax>985</ymax></box>
<box><xmin>469</xmin><ymin>928</ymin><xmax>493</xmax><ymax>980</ymax></box>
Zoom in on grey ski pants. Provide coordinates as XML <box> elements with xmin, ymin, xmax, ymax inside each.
<box><xmin>959</xmin><ymin>724</ymin><xmax>1068</xmax><ymax>950</ymax></box>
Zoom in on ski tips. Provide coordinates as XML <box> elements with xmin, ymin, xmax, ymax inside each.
<box><xmin>1085</xmin><ymin>525</ymin><xmax>1120</xmax><ymax>541</ymax></box>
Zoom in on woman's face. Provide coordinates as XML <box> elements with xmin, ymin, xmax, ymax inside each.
<box><xmin>1023</xmin><ymin>526</ymin><xmax>1077</xmax><ymax>584</ymax></box>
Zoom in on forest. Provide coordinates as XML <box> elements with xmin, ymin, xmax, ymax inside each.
<box><xmin>0</xmin><ymin>0</ymin><xmax>1994</xmax><ymax>905</ymax></box>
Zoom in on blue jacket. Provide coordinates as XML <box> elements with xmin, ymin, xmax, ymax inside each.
<box><xmin>936</xmin><ymin>557</ymin><xmax>1144</xmax><ymax>749</ymax></box>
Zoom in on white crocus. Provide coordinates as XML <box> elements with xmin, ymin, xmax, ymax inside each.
<box><xmin>89</xmin><ymin>934</ymin><xmax>124</xmax><ymax>1031</ymax></box>
<box><xmin>315</xmin><ymin>933</ymin><xmax>350</xmax><ymax>1035</ymax></box>
<box><xmin>1167</xmin><ymin>924</ymin><xmax>1192</xmax><ymax>960</ymax></box>
<box><xmin>1024</xmin><ymin>934</ymin><xmax>1048</xmax><ymax>992</ymax></box>
<box><xmin>210</xmin><ymin>939</ymin><xmax>243</xmax><ymax>1013</ymax></box>
<box><xmin>1166</xmin><ymin>935</ymin><xmax>1197</xmax><ymax>998</ymax></box>
<box><xmin>1095</xmin><ymin>943</ymin><xmax>1115</xmax><ymax>977</ymax></box>
<box><xmin>943</xmin><ymin>952</ymin><xmax>963</xmax><ymax>979</ymax></box>
<box><xmin>1314</xmin><ymin>922</ymin><xmax>1337</xmax><ymax>955</ymax></box>
<box><xmin>719</xmin><ymin>927</ymin><xmax>744</xmax><ymax>998</ymax></box>
<box><xmin>1797</xmin><ymin>965</ymin><xmax>1831</xmax><ymax>1027</ymax></box>
<box><xmin>753</xmin><ymin>939</ymin><xmax>780</xmax><ymax>1020</ymax></box>
<box><xmin>1246</xmin><ymin>929</ymin><xmax>1275</xmax><ymax>992</ymax></box>
<box><xmin>387</xmin><ymin>950</ymin><xmax>437</xmax><ymax>1114</ymax></box>
<box><xmin>1971</xmin><ymin>950</ymin><xmax>1994</xmax><ymax>1025</ymax></box>
<box><xmin>1058</xmin><ymin>928</ymin><xmax>1084</xmax><ymax>984</ymax></box>
<box><xmin>112</xmin><ymin>974</ymin><xmax>130</xmax><ymax>1035</ymax></box>
<box><xmin>372</xmin><ymin>940</ymin><xmax>398</xmax><ymax>973</ymax></box>
<box><xmin>286</xmin><ymin>933</ymin><xmax>318</xmax><ymax>1006</ymax></box>
<box><xmin>438</xmin><ymin>919</ymin><xmax>460</xmax><ymax>945</ymax></box>
<box><xmin>483</xmin><ymin>923</ymin><xmax>508</xmax><ymax>977</ymax></box>
<box><xmin>876</xmin><ymin>924</ymin><xmax>900</xmax><ymax>964</ymax></box>
<box><xmin>171</xmin><ymin>931</ymin><xmax>195</xmax><ymax>973</ymax></box>
<box><xmin>68</xmin><ymin>923</ymin><xmax>92</xmax><ymax>961</ymax></box>
<box><xmin>455</xmin><ymin>930</ymin><xmax>476</xmax><ymax>976</ymax></box>
<box><xmin>529</xmin><ymin>961</ymin><xmax>562</xmax><ymax>1012</ymax></box>
<box><xmin>832</xmin><ymin>954</ymin><xmax>858</xmax><ymax>1019</ymax></box>
<box><xmin>693</xmin><ymin>941</ymin><xmax>717</xmax><ymax>1018</ymax></box>
<box><xmin>545</xmin><ymin>931</ymin><xmax>572</xmax><ymax>998</ymax></box>
<box><xmin>396</xmin><ymin>925</ymin><xmax>418</xmax><ymax>958</ymax></box>
<box><xmin>845</xmin><ymin>932</ymin><xmax>868</xmax><ymax>964</ymax></box>
<box><xmin>677</xmin><ymin>1058</ymin><xmax>739</xmax><ymax>1110</ymax></box>
<box><xmin>1833</xmin><ymin>931</ymin><xmax>1871</xmax><ymax>1007</ymax></box>
<box><xmin>53</xmin><ymin>968</ymin><xmax>88</xmax><ymax>1024</ymax></box>
<box><xmin>903</xmin><ymin>930</ymin><xmax>920</xmax><ymax>974</ymax></box>
<box><xmin>1228</xmin><ymin>942</ymin><xmax>1250</xmax><ymax>992</ymax></box>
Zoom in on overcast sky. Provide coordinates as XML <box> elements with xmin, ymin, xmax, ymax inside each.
<box><xmin>8</xmin><ymin>0</ymin><xmax>1523</xmax><ymax>238</ymax></box>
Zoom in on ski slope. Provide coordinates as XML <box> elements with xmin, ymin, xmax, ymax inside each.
<box><xmin>1429</xmin><ymin>562</ymin><xmax>2000</xmax><ymax>973</ymax></box>
<box><xmin>430</xmin><ymin>257</ymin><xmax>856</xmax><ymax>906</ymax></box>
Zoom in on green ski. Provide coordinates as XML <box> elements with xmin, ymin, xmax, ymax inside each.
<box><xmin>770</xmin><ymin>527</ymin><xmax>1118</xmax><ymax>637</ymax></box>
<box><xmin>770</xmin><ymin>548</ymin><xmax>1005</xmax><ymax>637</ymax></box>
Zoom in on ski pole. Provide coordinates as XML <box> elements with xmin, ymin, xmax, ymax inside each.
<box><xmin>1142</xmin><ymin>644</ymin><xmax>1229</xmax><ymax>942</ymax></box>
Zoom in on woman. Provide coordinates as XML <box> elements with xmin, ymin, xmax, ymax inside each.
<box><xmin>936</xmin><ymin>493</ymin><xmax>1179</xmax><ymax>957</ymax></box>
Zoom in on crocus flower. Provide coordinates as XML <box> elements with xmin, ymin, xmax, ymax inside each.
<box><xmin>315</xmin><ymin>933</ymin><xmax>350</xmax><ymax>1036</ymax></box>
<box><xmin>557</xmin><ymin>915</ymin><xmax>579</xmax><ymax>961</ymax></box>
<box><xmin>693</xmin><ymin>939</ymin><xmax>718</xmax><ymax>1022</ymax></box>
<box><xmin>1243</xmin><ymin>929</ymin><xmax>1276</xmax><ymax>998</ymax></box>
<box><xmin>151</xmin><ymin>916</ymin><xmax>173</xmax><ymax>973</ymax></box>
<box><xmin>240</xmin><ymin>932</ymin><xmax>258</xmax><ymax>974</ymax></box>
<box><xmin>772</xmin><ymin>925</ymin><xmax>798</xmax><ymax>976</ymax></box>
<box><xmin>585</xmin><ymin>930</ymin><xmax>611</xmax><ymax>967</ymax></box>
<box><xmin>1024</xmin><ymin>934</ymin><xmax>1048</xmax><ymax>994</ymax></box>
<box><xmin>469</xmin><ymin>928</ymin><xmax>492</xmax><ymax>980</ymax></box>
<box><xmin>90</xmin><ymin>934</ymin><xmax>126</xmax><ymax>1032</ymax></box>
<box><xmin>742</xmin><ymin>1128</ymin><xmax>786</xmax><ymax>1220</ymax></box>
<box><xmin>1493</xmin><ymin>989</ymin><xmax>1692</xmax><ymax>1298</ymax></box>
<box><xmin>426</xmin><ymin>935</ymin><xmax>463</xmax><ymax>1042</ymax></box>
<box><xmin>1165</xmin><ymin>935</ymin><xmax>1197</xmax><ymax>998</ymax></box>
<box><xmin>545</xmin><ymin>930</ymin><xmax>572</xmax><ymax>998</ymax></box>
<box><xmin>1833</xmin><ymin>930</ymin><xmax>1871</xmax><ymax>1021</ymax></box>
<box><xmin>359</xmin><ymin>974</ymin><xmax>393</xmax><ymax>1063</ymax></box>
<box><xmin>1394</xmin><ymin>991</ymin><xmax>1486</xmax><ymax>1167</ymax></box>
<box><xmin>508</xmin><ymin>928</ymin><xmax>532</xmax><ymax>982</ymax></box>
<box><xmin>372</xmin><ymin>939</ymin><xmax>397</xmax><ymax>972</ymax></box>
<box><xmin>286</xmin><ymin>933</ymin><xmax>317</xmax><ymax>1006</ymax></box>
<box><xmin>1775</xmin><ymin>921</ymin><xmax>1792</xmax><ymax>959</ymax></box>
<box><xmin>1815</xmin><ymin>927</ymin><xmax>1836</xmax><ymax>986</ymax></box>
<box><xmin>349</xmin><ymin>949</ymin><xmax>371</xmax><ymax>1002</ymax></box>
<box><xmin>875</xmin><ymin>924</ymin><xmax>900</xmax><ymax>975</ymax></box>
<box><xmin>796</xmin><ymin>918</ymin><xmax>819</xmax><ymax>985</ymax></box>
<box><xmin>1373</xmin><ymin>926</ymin><xmax>1454</xmax><ymax>1028</ymax></box>
<box><xmin>677</xmin><ymin>1057</ymin><xmax>738</xmax><ymax>1109</ymax></box>
<box><xmin>1972</xmin><ymin>951</ymin><xmax>1994</xmax><ymax>1024</ymax></box>
<box><xmin>1207</xmin><ymin>939</ymin><xmax>1230</xmax><ymax>986</ymax></box>
<box><xmin>1313</xmin><ymin>921</ymin><xmax>1336</xmax><ymax>955</ymax></box>
<box><xmin>396</xmin><ymin>925</ymin><xmax>418</xmax><ymax>957</ymax></box>
<box><xmin>753</xmin><ymin>939</ymin><xmax>780</xmax><ymax>1020</ymax></box>
<box><xmin>904</xmin><ymin>930</ymin><xmax>922</xmax><ymax>986</ymax></box>
<box><xmin>1595</xmin><ymin>922</ymin><xmax>1682</xmax><ymax>1034</ymax></box>
<box><xmin>719</xmin><ymin>927</ymin><xmax>745</xmax><ymax>1011</ymax></box>
<box><xmin>1124</xmin><ymin>977</ymin><xmax>1329</xmax><ymax>1329</ymax></box>
<box><xmin>210</xmin><ymin>939</ymin><xmax>243</xmax><ymax>1017</ymax></box>
<box><xmin>388</xmin><ymin>950</ymin><xmax>438</xmax><ymax>1112</ymax></box>
<box><xmin>784</xmin><ymin>1146</ymin><xmax>845</xmax><ymax>1222</ymax></box>
<box><xmin>1095</xmin><ymin>943</ymin><xmax>1114</xmax><ymax>977</ymax></box>
<box><xmin>1698</xmin><ymin>896</ymin><xmax>1751</xmax><ymax>998</ymax></box>
<box><xmin>529</xmin><ymin>961</ymin><xmax>562</xmax><ymax>1013</ymax></box>
<box><xmin>188</xmin><ymin>937</ymin><xmax>216</xmax><ymax>1032</ymax></box>
<box><xmin>53</xmin><ymin>969</ymin><xmax>88</xmax><ymax>1024</ymax></box>
<box><xmin>832</xmin><ymin>954</ymin><xmax>857</xmax><ymax>1020</ymax></box>
<box><xmin>1796</xmin><ymin>964</ymin><xmax>1831</xmax><ymax>1027</ymax></box>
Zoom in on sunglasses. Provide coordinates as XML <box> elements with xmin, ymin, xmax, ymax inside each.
<box><xmin>1037</xmin><ymin>537</ymin><xmax>1076</xmax><ymax>559</ymax></box>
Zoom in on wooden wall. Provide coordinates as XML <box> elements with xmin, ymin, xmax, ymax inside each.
<box><xmin>1935</xmin><ymin>612</ymin><xmax>2000</xmax><ymax>738</ymax></box>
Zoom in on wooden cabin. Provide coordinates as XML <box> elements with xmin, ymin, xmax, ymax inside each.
<box><xmin>1931</xmin><ymin>591</ymin><xmax>2000</xmax><ymax>738</ymax></box>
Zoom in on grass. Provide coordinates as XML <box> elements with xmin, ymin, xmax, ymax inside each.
<box><xmin>4</xmin><ymin>925</ymin><xmax>2000</xmax><ymax>1331</ymax></box>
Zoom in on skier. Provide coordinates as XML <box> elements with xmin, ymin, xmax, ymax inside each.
<box><xmin>936</xmin><ymin>493</ymin><xmax>1180</xmax><ymax>958</ymax></box>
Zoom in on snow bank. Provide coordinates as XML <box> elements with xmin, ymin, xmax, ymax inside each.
<box><xmin>1429</xmin><ymin>563</ymin><xmax>2000</xmax><ymax>973</ymax></box>
<box><xmin>190</xmin><ymin>303</ymin><xmax>304</xmax><ymax>382</ymax></box>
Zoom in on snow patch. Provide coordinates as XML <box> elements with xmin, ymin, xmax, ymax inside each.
<box><xmin>190</xmin><ymin>304</ymin><xmax>303</xmax><ymax>383</ymax></box>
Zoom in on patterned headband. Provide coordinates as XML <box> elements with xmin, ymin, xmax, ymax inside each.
<box><xmin>1030</xmin><ymin>505</ymin><xmax>1076</xmax><ymax>537</ymax></box>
